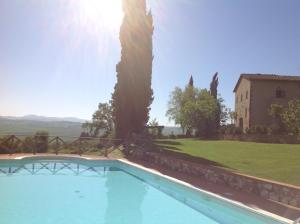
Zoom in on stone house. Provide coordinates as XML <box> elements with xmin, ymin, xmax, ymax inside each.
<box><xmin>233</xmin><ymin>74</ymin><xmax>300</xmax><ymax>131</ymax></box>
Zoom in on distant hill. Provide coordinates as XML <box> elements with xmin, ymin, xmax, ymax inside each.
<box><xmin>0</xmin><ymin>115</ymin><xmax>87</xmax><ymax>123</ymax></box>
<box><xmin>0</xmin><ymin>115</ymin><xmax>183</xmax><ymax>137</ymax></box>
<box><xmin>0</xmin><ymin>117</ymin><xmax>83</xmax><ymax>137</ymax></box>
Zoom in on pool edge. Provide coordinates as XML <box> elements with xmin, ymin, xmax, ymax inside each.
<box><xmin>118</xmin><ymin>159</ymin><xmax>293</xmax><ymax>224</ymax></box>
<box><xmin>1</xmin><ymin>154</ymin><xmax>293</xmax><ymax>224</ymax></box>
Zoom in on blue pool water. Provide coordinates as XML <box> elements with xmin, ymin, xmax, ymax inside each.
<box><xmin>0</xmin><ymin>158</ymin><xmax>288</xmax><ymax>224</ymax></box>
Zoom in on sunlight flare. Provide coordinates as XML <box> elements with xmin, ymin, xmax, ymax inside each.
<box><xmin>75</xmin><ymin>0</ymin><xmax>123</xmax><ymax>33</ymax></box>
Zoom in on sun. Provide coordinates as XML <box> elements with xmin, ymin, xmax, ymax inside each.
<box><xmin>78</xmin><ymin>0</ymin><xmax>123</xmax><ymax>32</ymax></box>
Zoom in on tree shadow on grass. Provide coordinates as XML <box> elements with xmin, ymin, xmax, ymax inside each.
<box><xmin>154</xmin><ymin>140</ymin><xmax>182</xmax><ymax>146</ymax></box>
<box><xmin>145</xmin><ymin>141</ymin><xmax>228</xmax><ymax>168</ymax></box>
<box><xmin>157</xmin><ymin>145</ymin><xmax>182</xmax><ymax>151</ymax></box>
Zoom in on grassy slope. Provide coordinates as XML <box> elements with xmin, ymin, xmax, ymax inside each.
<box><xmin>156</xmin><ymin>139</ymin><xmax>300</xmax><ymax>186</ymax></box>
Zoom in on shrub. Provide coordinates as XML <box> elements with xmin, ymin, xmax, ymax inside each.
<box><xmin>282</xmin><ymin>100</ymin><xmax>300</xmax><ymax>135</ymax></box>
<box><xmin>169</xmin><ymin>132</ymin><xmax>176</xmax><ymax>139</ymax></box>
<box><xmin>267</xmin><ymin>124</ymin><xmax>285</xmax><ymax>135</ymax></box>
<box><xmin>79</xmin><ymin>132</ymin><xmax>90</xmax><ymax>139</ymax></box>
<box><xmin>0</xmin><ymin>136</ymin><xmax>22</xmax><ymax>154</ymax></box>
<box><xmin>22</xmin><ymin>136</ymin><xmax>36</xmax><ymax>153</ymax></box>
<box><xmin>219</xmin><ymin>126</ymin><xmax>227</xmax><ymax>134</ymax></box>
<box><xmin>34</xmin><ymin>131</ymin><xmax>49</xmax><ymax>153</ymax></box>
<box><xmin>220</xmin><ymin>125</ymin><xmax>233</xmax><ymax>134</ymax></box>
<box><xmin>220</xmin><ymin>125</ymin><xmax>243</xmax><ymax>135</ymax></box>
<box><xmin>246</xmin><ymin>125</ymin><xmax>268</xmax><ymax>135</ymax></box>
<box><xmin>254</xmin><ymin>125</ymin><xmax>268</xmax><ymax>134</ymax></box>
<box><xmin>0</xmin><ymin>140</ymin><xmax>9</xmax><ymax>154</ymax></box>
<box><xmin>245</xmin><ymin>127</ymin><xmax>257</xmax><ymax>135</ymax></box>
<box><xmin>232</xmin><ymin>127</ymin><xmax>243</xmax><ymax>135</ymax></box>
<box><xmin>176</xmin><ymin>134</ymin><xmax>187</xmax><ymax>138</ymax></box>
<box><xmin>185</xmin><ymin>129</ymin><xmax>192</xmax><ymax>138</ymax></box>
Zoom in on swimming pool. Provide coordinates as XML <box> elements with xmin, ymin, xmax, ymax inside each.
<box><xmin>0</xmin><ymin>157</ymin><xmax>291</xmax><ymax>224</ymax></box>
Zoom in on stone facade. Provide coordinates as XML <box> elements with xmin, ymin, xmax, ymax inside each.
<box><xmin>234</xmin><ymin>74</ymin><xmax>300</xmax><ymax>131</ymax></box>
<box><xmin>128</xmin><ymin>149</ymin><xmax>300</xmax><ymax>208</ymax></box>
<box><xmin>234</xmin><ymin>77</ymin><xmax>251</xmax><ymax>130</ymax></box>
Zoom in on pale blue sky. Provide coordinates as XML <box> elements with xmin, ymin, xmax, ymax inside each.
<box><xmin>0</xmin><ymin>0</ymin><xmax>300</xmax><ymax>125</ymax></box>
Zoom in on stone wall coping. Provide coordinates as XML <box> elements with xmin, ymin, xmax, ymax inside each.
<box><xmin>231</xmin><ymin>170</ymin><xmax>300</xmax><ymax>190</ymax></box>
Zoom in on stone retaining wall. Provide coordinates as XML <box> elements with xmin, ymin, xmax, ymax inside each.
<box><xmin>128</xmin><ymin>149</ymin><xmax>300</xmax><ymax>208</ymax></box>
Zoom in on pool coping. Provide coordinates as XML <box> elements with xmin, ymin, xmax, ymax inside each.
<box><xmin>0</xmin><ymin>154</ymin><xmax>294</xmax><ymax>224</ymax></box>
<box><xmin>118</xmin><ymin>159</ymin><xmax>293</xmax><ymax>224</ymax></box>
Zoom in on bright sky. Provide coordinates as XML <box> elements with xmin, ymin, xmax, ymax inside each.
<box><xmin>0</xmin><ymin>0</ymin><xmax>300</xmax><ymax>125</ymax></box>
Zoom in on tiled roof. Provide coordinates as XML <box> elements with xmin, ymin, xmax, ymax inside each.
<box><xmin>233</xmin><ymin>74</ymin><xmax>300</xmax><ymax>92</ymax></box>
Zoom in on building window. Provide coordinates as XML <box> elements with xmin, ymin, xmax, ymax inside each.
<box><xmin>276</xmin><ymin>87</ymin><xmax>286</xmax><ymax>98</ymax></box>
<box><xmin>245</xmin><ymin>108</ymin><xmax>247</xmax><ymax>118</ymax></box>
<box><xmin>240</xmin><ymin>93</ymin><xmax>243</xmax><ymax>102</ymax></box>
<box><xmin>246</xmin><ymin>91</ymin><xmax>248</xmax><ymax>100</ymax></box>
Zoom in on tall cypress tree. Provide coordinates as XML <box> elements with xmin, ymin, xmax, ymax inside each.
<box><xmin>210</xmin><ymin>72</ymin><xmax>218</xmax><ymax>98</ymax></box>
<box><xmin>188</xmin><ymin>75</ymin><xmax>194</xmax><ymax>87</ymax></box>
<box><xmin>112</xmin><ymin>0</ymin><xmax>154</xmax><ymax>139</ymax></box>
<box><xmin>210</xmin><ymin>72</ymin><xmax>220</xmax><ymax>130</ymax></box>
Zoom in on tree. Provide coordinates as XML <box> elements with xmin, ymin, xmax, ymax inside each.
<box><xmin>82</xmin><ymin>121</ymin><xmax>94</xmax><ymax>136</ymax></box>
<box><xmin>166</xmin><ymin>76</ymin><xmax>197</xmax><ymax>134</ymax></box>
<box><xmin>112</xmin><ymin>0</ymin><xmax>154</xmax><ymax>140</ymax></box>
<box><xmin>269</xmin><ymin>103</ymin><xmax>284</xmax><ymax>118</ymax></box>
<box><xmin>210</xmin><ymin>72</ymin><xmax>218</xmax><ymax>98</ymax></box>
<box><xmin>92</xmin><ymin>103</ymin><xmax>114</xmax><ymax>136</ymax></box>
<box><xmin>82</xmin><ymin>103</ymin><xmax>113</xmax><ymax>137</ymax></box>
<box><xmin>269</xmin><ymin>103</ymin><xmax>285</xmax><ymax>133</ymax></box>
<box><xmin>148</xmin><ymin>118</ymin><xmax>163</xmax><ymax>137</ymax></box>
<box><xmin>209</xmin><ymin>72</ymin><xmax>221</xmax><ymax>130</ymax></box>
<box><xmin>228</xmin><ymin>109</ymin><xmax>237</xmax><ymax>125</ymax></box>
<box><xmin>184</xmin><ymin>89</ymin><xmax>219</xmax><ymax>138</ymax></box>
<box><xmin>182</xmin><ymin>75</ymin><xmax>197</xmax><ymax>134</ymax></box>
<box><xmin>148</xmin><ymin>118</ymin><xmax>159</xmax><ymax>127</ymax></box>
<box><xmin>219</xmin><ymin>100</ymin><xmax>230</xmax><ymax>126</ymax></box>
<box><xmin>188</xmin><ymin>75</ymin><xmax>194</xmax><ymax>87</ymax></box>
<box><xmin>167</xmin><ymin>84</ymin><xmax>220</xmax><ymax>138</ymax></box>
<box><xmin>166</xmin><ymin>87</ymin><xmax>185</xmax><ymax>132</ymax></box>
<box><xmin>282</xmin><ymin>99</ymin><xmax>300</xmax><ymax>135</ymax></box>
<box><xmin>269</xmin><ymin>100</ymin><xmax>300</xmax><ymax>135</ymax></box>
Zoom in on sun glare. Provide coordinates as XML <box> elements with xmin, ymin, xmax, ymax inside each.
<box><xmin>78</xmin><ymin>0</ymin><xmax>123</xmax><ymax>32</ymax></box>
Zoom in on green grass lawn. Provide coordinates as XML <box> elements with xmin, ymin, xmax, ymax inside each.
<box><xmin>155</xmin><ymin>139</ymin><xmax>300</xmax><ymax>186</ymax></box>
